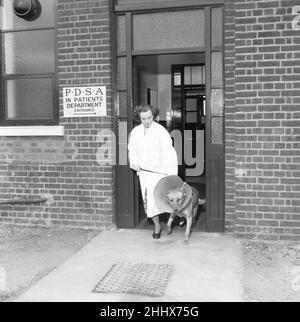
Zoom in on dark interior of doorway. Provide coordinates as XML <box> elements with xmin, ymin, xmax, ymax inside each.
<box><xmin>133</xmin><ymin>53</ymin><xmax>206</xmax><ymax>232</ymax></box>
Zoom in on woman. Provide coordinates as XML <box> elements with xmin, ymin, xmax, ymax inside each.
<box><xmin>128</xmin><ymin>104</ymin><xmax>178</xmax><ymax>239</ymax></box>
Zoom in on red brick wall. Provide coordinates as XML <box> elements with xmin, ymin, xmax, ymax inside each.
<box><xmin>231</xmin><ymin>0</ymin><xmax>300</xmax><ymax>240</ymax></box>
<box><xmin>0</xmin><ymin>0</ymin><xmax>115</xmax><ymax>229</ymax></box>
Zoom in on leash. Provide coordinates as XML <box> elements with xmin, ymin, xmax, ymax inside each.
<box><xmin>140</xmin><ymin>167</ymin><xmax>168</xmax><ymax>176</ymax></box>
<box><xmin>180</xmin><ymin>197</ymin><xmax>193</xmax><ymax>212</ymax></box>
<box><xmin>174</xmin><ymin>196</ymin><xmax>193</xmax><ymax>215</ymax></box>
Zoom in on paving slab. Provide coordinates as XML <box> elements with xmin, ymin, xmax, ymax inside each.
<box><xmin>16</xmin><ymin>229</ymin><xmax>243</xmax><ymax>302</ymax></box>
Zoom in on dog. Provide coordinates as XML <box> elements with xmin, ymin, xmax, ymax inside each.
<box><xmin>166</xmin><ymin>182</ymin><xmax>205</xmax><ymax>244</ymax></box>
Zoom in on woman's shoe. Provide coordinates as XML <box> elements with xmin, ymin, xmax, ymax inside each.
<box><xmin>152</xmin><ymin>228</ymin><xmax>162</xmax><ymax>239</ymax></box>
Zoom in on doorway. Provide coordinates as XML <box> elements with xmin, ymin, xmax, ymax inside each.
<box><xmin>132</xmin><ymin>54</ymin><xmax>207</xmax><ymax>230</ymax></box>
<box><xmin>114</xmin><ymin>4</ymin><xmax>225</xmax><ymax>232</ymax></box>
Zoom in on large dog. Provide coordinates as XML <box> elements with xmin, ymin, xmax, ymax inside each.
<box><xmin>166</xmin><ymin>183</ymin><xmax>205</xmax><ymax>244</ymax></box>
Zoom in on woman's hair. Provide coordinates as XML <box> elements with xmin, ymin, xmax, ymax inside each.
<box><xmin>135</xmin><ymin>104</ymin><xmax>159</xmax><ymax>120</ymax></box>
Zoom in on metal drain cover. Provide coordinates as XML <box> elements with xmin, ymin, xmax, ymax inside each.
<box><xmin>93</xmin><ymin>262</ymin><xmax>175</xmax><ymax>297</ymax></box>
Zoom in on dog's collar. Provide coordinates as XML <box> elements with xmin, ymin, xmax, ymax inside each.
<box><xmin>174</xmin><ymin>183</ymin><xmax>193</xmax><ymax>214</ymax></box>
<box><xmin>176</xmin><ymin>196</ymin><xmax>192</xmax><ymax>214</ymax></box>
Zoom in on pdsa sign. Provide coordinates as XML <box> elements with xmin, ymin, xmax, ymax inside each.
<box><xmin>63</xmin><ymin>86</ymin><xmax>107</xmax><ymax>117</ymax></box>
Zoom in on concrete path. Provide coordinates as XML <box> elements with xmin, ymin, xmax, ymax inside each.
<box><xmin>16</xmin><ymin>229</ymin><xmax>244</xmax><ymax>302</ymax></box>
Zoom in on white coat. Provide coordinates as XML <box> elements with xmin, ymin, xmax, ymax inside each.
<box><xmin>128</xmin><ymin>121</ymin><xmax>178</xmax><ymax>218</ymax></box>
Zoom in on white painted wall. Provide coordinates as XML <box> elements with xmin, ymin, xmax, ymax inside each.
<box><xmin>136</xmin><ymin>55</ymin><xmax>157</xmax><ymax>108</ymax></box>
<box><xmin>157</xmin><ymin>53</ymin><xmax>205</xmax><ymax>120</ymax></box>
<box><xmin>136</xmin><ymin>53</ymin><xmax>205</xmax><ymax>121</ymax></box>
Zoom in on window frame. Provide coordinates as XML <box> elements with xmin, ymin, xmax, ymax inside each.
<box><xmin>114</xmin><ymin>0</ymin><xmax>224</xmax><ymax>13</ymax></box>
<box><xmin>0</xmin><ymin>1</ymin><xmax>58</xmax><ymax>126</ymax></box>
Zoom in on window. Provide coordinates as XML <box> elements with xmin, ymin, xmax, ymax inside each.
<box><xmin>132</xmin><ymin>10</ymin><xmax>205</xmax><ymax>51</ymax></box>
<box><xmin>0</xmin><ymin>0</ymin><xmax>57</xmax><ymax>126</ymax></box>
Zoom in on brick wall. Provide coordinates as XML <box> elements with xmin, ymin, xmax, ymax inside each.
<box><xmin>232</xmin><ymin>0</ymin><xmax>300</xmax><ymax>240</ymax></box>
<box><xmin>0</xmin><ymin>0</ymin><xmax>115</xmax><ymax>229</ymax></box>
<box><xmin>1</xmin><ymin>0</ymin><xmax>299</xmax><ymax>240</ymax></box>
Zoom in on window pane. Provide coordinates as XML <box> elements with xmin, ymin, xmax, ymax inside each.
<box><xmin>117</xmin><ymin>15</ymin><xmax>126</xmax><ymax>52</ymax></box>
<box><xmin>211</xmin><ymin>89</ymin><xmax>223</xmax><ymax>116</ymax></box>
<box><xmin>212</xmin><ymin>117</ymin><xmax>223</xmax><ymax>145</ymax></box>
<box><xmin>133</xmin><ymin>10</ymin><xmax>205</xmax><ymax>51</ymax></box>
<box><xmin>184</xmin><ymin>66</ymin><xmax>191</xmax><ymax>85</ymax></box>
<box><xmin>211</xmin><ymin>7</ymin><xmax>223</xmax><ymax>48</ymax></box>
<box><xmin>117</xmin><ymin>57</ymin><xmax>126</xmax><ymax>90</ymax></box>
<box><xmin>5</xmin><ymin>30</ymin><xmax>55</xmax><ymax>74</ymax></box>
<box><xmin>186</xmin><ymin>98</ymin><xmax>197</xmax><ymax>112</ymax></box>
<box><xmin>186</xmin><ymin>112</ymin><xmax>197</xmax><ymax>123</ymax></box>
<box><xmin>211</xmin><ymin>52</ymin><xmax>223</xmax><ymax>86</ymax></box>
<box><xmin>2</xmin><ymin>0</ymin><xmax>55</xmax><ymax>31</ymax></box>
<box><xmin>118</xmin><ymin>91</ymin><xmax>127</xmax><ymax>117</ymax></box>
<box><xmin>174</xmin><ymin>72</ymin><xmax>181</xmax><ymax>86</ymax></box>
<box><xmin>192</xmin><ymin>66</ymin><xmax>203</xmax><ymax>85</ymax></box>
<box><xmin>6</xmin><ymin>78</ymin><xmax>53</xmax><ymax>120</ymax></box>
<box><xmin>118</xmin><ymin>120</ymin><xmax>128</xmax><ymax>165</ymax></box>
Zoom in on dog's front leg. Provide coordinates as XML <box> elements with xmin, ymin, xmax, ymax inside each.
<box><xmin>167</xmin><ymin>213</ymin><xmax>176</xmax><ymax>235</ymax></box>
<box><xmin>184</xmin><ymin>216</ymin><xmax>193</xmax><ymax>245</ymax></box>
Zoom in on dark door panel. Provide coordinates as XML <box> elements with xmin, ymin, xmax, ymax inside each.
<box><xmin>206</xmin><ymin>153</ymin><xmax>224</xmax><ymax>232</ymax></box>
<box><xmin>116</xmin><ymin>165</ymin><xmax>135</xmax><ymax>228</ymax></box>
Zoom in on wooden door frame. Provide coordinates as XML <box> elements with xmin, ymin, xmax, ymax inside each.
<box><xmin>114</xmin><ymin>0</ymin><xmax>224</xmax><ymax>13</ymax></box>
<box><xmin>205</xmin><ymin>6</ymin><xmax>225</xmax><ymax>232</ymax></box>
<box><xmin>114</xmin><ymin>2</ymin><xmax>225</xmax><ymax>231</ymax></box>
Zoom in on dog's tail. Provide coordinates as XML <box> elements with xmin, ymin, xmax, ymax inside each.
<box><xmin>198</xmin><ymin>198</ymin><xmax>206</xmax><ymax>205</ymax></box>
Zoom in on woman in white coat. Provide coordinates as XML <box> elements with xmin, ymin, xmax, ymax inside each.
<box><xmin>128</xmin><ymin>104</ymin><xmax>178</xmax><ymax>239</ymax></box>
